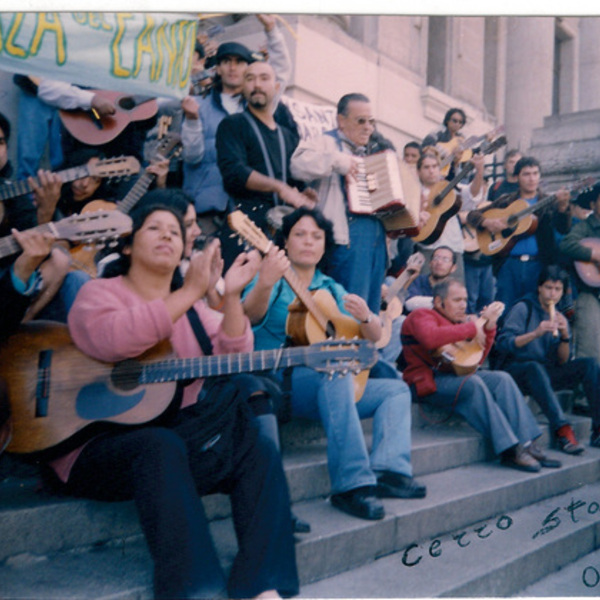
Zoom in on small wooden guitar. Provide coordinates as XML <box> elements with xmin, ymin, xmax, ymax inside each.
<box><xmin>573</xmin><ymin>237</ymin><xmax>600</xmax><ymax>288</ymax></box>
<box><xmin>59</xmin><ymin>90</ymin><xmax>158</xmax><ymax>146</ymax></box>
<box><xmin>0</xmin><ymin>210</ymin><xmax>132</xmax><ymax>260</ymax></box>
<box><xmin>0</xmin><ymin>156</ymin><xmax>140</xmax><ymax>205</ymax></box>
<box><xmin>70</xmin><ymin>133</ymin><xmax>182</xmax><ymax>276</ymax></box>
<box><xmin>413</xmin><ymin>136</ymin><xmax>507</xmax><ymax>245</ymax></box>
<box><xmin>376</xmin><ymin>252</ymin><xmax>425</xmax><ymax>349</ymax></box>
<box><xmin>476</xmin><ymin>177</ymin><xmax>598</xmax><ymax>256</ymax></box>
<box><xmin>433</xmin><ymin>301</ymin><xmax>505</xmax><ymax>375</ymax></box>
<box><xmin>228</xmin><ymin>210</ymin><xmax>369</xmax><ymax>402</ymax></box>
<box><xmin>437</xmin><ymin>126</ymin><xmax>505</xmax><ymax>177</ymax></box>
<box><xmin>0</xmin><ymin>321</ymin><xmax>377</xmax><ymax>454</ymax></box>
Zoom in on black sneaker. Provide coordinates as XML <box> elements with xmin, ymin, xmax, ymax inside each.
<box><xmin>330</xmin><ymin>486</ymin><xmax>385</xmax><ymax>520</ymax></box>
<box><xmin>376</xmin><ymin>471</ymin><xmax>427</xmax><ymax>499</ymax></box>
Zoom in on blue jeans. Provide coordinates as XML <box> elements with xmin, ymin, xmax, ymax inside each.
<box><xmin>464</xmin><ymin>260</ymin><xmax>495</xmax><ymax>314</ymax></box>
<box><xmin>327</xmin><ymin>216</ymin><xmax>388</xmax><ymax>313</ymax></box>
<box><xmin>495</xmin><ymin>257</ymin><xmax>541</xmax><ymax>313</ymax></box>
<box><xmin>286</xmin><ymin>367</ymin><xmax>413</xmax><ymax>494</ymax></box>
<box><xmin>16</xmin><ymin>91</ymin><xmax>63</xmax><ymax>179</ymax></box>
<box><xmin>425</xmin><ymin>370</ymin><xmax>542</xmax><ymax>455</ymax></box>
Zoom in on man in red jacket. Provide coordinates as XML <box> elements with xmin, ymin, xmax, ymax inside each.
<box><xmin>401</xmin><ymin>278</ymin><xmax>561</xmax><ymax>472</ymax></box>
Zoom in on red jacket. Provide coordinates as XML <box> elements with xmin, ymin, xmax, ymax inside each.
<box><xmin>401</xmin><ymin>308</ymin><xmax>496</xmax><ymax>397</ymax></box>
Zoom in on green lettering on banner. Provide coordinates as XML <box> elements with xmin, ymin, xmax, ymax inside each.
<box><xmin>156</xmin><ymin>20</ymin><xmax>178</xmax><ymax>87</ymax></box>
<box><xmin>111</xmin><ymin>13</ymin><xmax>134</xmax><ymax>78</ymax></box>
<box><xmin>30</xmin><ymin>13</ymin><xmax>67</xmax><ymax>65</ymax></box>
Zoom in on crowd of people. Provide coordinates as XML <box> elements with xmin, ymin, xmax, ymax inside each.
<box><xmin>1</xmin><ymin>14</ymin><xmax>600</xmax><ymax>600</ymax></box>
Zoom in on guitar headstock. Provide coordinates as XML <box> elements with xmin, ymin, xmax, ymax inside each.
<box><xmin>572</xmin><ymin>177</ymin><xmax>599</xmax><ymax>196</ymax></box>
<box><xmin>54</xmin><ymin>210</ymin><xmax>132</xmax><ymax>246</ymax></box>
<box><xmin>406</xmin><ymin>251</ymin><xmax>426</xmax><ymax>273</ymax></box>
<box><xmin>227</xmin><ymin>210</ymin><xmax>273</xmax><ymax>254</ymax></box>
<box><xmin>479</xmin><ymin>135</ymin><xmax>507</xmax><ymax>156</ymax></box>
<box><xmin>305</xmin><ymin>339</ymin><xmax>378</xmax><ymax>374</ymax></box>
<box><xmin>87</xmin><ymin>156</ymin><xmax>141</xmax><ymax>179</ymax></box>
<box><xmin>153</xmin><ymin>132</ymin><xmax>182</xmax><ymax>160</ymax></box>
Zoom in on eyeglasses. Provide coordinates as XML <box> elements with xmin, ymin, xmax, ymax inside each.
<box><xmin>449</xmin><ymin>117</ymin><xmax>465</xmax><ymax>125</ymax></box>
<box><xmin>431</xmin><ymin>255</ymin><xmax>453</xmax><ymax>263</ymax></box>
<box><xmin>352</xmin><ymin>117</ymin><xmax>376</xmax><ymax>126</ymax></box>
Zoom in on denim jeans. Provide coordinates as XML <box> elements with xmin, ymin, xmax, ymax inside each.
<box><xmin>16</xmin><ymin>91</ymin><xmax>64</xmax><ymax>179</ymax></box>
<box><xmin>464</xmin><ymin>260</ymin><xmax>495</xmax><ymax>314</ymax></box>
<box><xmin>425</xmin><ymin>370</ymin><xmax>542</xmax><ymax>455</ymax></box>
<box><xmin>286</xmin><ymin>367</ymin><xmax>413</xmax><ymax>494</ymax></box>
<box><xmin>326</xmin><ymin>216</ymin><xmax>388</xmax><ymax>313</ymax></box>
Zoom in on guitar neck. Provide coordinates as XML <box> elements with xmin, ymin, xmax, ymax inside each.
<box><xmin>117</xmin><ymin>172</ymin><xmax>155</xmax><ymax>214</ymax></box>
<box><xmin>432</xmin><ymin>162</ymin><xmax>474</xmax><ymax>206</ymax></box>
<box><xmin>0</xmin><ymin>221</ymin><xmax>60</xmax><ymax>259</ymax></box>
<box><xmin>283</xmin><ymin>267</ymin><xmax>330</xmax><ymax>331</ymax></box>
<box><xmin>0</xmin><ymin>165</ymin><xmax>90</xmax><ymax>203</ymax></box>
<box><xmin>140</xmin><ymin>346</ymin><xmax>322</xmax><ymax>382</ymax></box>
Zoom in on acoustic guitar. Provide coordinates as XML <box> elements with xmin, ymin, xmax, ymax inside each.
<box><xmin>0</xmin><ymin>321</ymin><xmax>377</xmax><ymax>455</ymax></box>
<box><xmin>476</xmin><ymin>177</ymin><xmax>598</xmax><ymax>256</ymax></box>
<box><xmin>433</xmin><ymin>301</ymin><xmax>505</xmax><ymax>375</ymax></box>
<box><xmin>59</xmin><ymin>89</ymin><xmax>158</xmax><ymax>146</ymax></box>
<box><xmin>413</xmin><ymin>136</ymin><xmax>507</xmax><ymax>245</ymax></box>
<box><xmin>0</xmin><ymin>210</ymin><xmax>132</xmax><ymax>261</ymax></box>
<box><xmin>436</xmin><ymin>126</ymin><xmax>505</xmax><ymax>177</ymax></box>
<box><xmin>376</xmin><ymin>251</ymin><xmax>425</xmax><ymax>349</ymax></box>
<box><xmin>69</xmin><ymin>133</ymin><xmax>182</xmax><ymax>277</ymax></box>
<box><xmin>0</xmin><ymin>156</ymin><xmax>140</xmax><ymax>206</ymax></box>
<box><xmin>228</xmin><ymin>210</ymin><xmax>369</xmax><ymax>402</ymax></box>
<box><xmin>572</xmin><ymin>237</ymin><xmax>600</xmax><ymax>288</ymax></box>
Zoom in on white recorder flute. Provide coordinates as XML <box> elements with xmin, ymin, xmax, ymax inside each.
<box><xmin>548</xmin><ymin>300</ymin><xmax>559</xmax><ymax>337</ymax></box>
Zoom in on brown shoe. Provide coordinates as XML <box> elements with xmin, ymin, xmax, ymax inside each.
<box><xmin>526</xmin><ymin>441</ymin><xmax>562</xmax><ymax>468</ymax></box>
<box><xmin>500</xmin><ymin>444</ymin><xmax>541</xmax><ymax>472</ymax></box>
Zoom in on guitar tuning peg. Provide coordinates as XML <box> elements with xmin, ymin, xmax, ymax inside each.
<box><xmin>108</xmin><ymin>239</ymin><xmax>119</xmax><ymax>248</ymax></box>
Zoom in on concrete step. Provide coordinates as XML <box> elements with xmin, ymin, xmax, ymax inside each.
<box><xmin>300</xmin><ymin>478</ymin><xmax>600</xmax><ymax>597</ymax></box>
<box><xmin>2</xmin><ymin>446</ymin><xmax>599</xmax><ymax>599</ymax></box>
<box><xmin>0</xmin><ymin>413</ymin><xmax>592</xmax><ymax>565</ymax></box>
<box><xmin>515</xmin><ymin>546</ymin><xmax>600</xmax><ymax>597</ymax></box>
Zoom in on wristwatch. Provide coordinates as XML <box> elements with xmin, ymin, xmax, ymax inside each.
<box><xmin>362</xmin><ymin>313</ymin><xmax>373</xmax><ymax>324</ymax></box>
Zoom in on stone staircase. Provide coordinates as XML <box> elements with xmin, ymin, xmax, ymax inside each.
<box><xmin>1</xmin><ymin>400</ymin><xmax>599</xmax><ymax>599</ymax></box>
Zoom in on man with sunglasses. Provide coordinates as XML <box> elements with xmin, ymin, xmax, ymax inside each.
<box><xmin>290</xmin><ymin>93</ymin><xmax>391</xmax><ymax>313</ymax></box>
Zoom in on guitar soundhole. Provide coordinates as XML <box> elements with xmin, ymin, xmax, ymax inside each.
<box><xmin>118</xmin><ymin>97</ymin><xmax>135</xmax><ymax>110</ymax></box>
<box><xmin>326</xmin><ymin>321</ymin><xmax>336</xmax><ymax>339</ymax></box>
<box><xmin>111</xmin><ymin>359</ymin><xmax>142</xmax><ymax>391</ymax></box>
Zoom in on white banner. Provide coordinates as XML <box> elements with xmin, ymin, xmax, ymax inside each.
<box><xmin>0</xmin><ymin>12</ymin><xmax>197</xmax><ymax>99</ymax></box>
<box><xmin>281</xmin><ymin>95</ymin><xmax>337</xmax><ymax>141</ymax></box>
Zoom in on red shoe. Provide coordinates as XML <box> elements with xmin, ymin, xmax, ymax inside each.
<box><xmin>556</xmin><ymin>424</ymin><xmax>584</xmax><ymax>455</ymax></box>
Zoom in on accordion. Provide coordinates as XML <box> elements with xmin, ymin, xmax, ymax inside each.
<box><xmin>346</xmin><ymin>150</ymin><xmax>421</xmax><ymax>237</ymax></box>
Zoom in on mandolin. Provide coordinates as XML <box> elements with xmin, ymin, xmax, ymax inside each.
<box><xmin>59</xmin><ymin>89</ymin><xmax>158</xmax><ymax>146</ymax></box>
<box><xmin>433</xmin><ymin>301</ymin><xmax>505</xmax><ymax>375</ymax></box>
<box><xmin>0</xmin><ymin>321</ymin><xmax>377</xmax><ymax>455</ymax></box>
<box><xmin>228</xmin><ymin>210</ymin><xmax>370</xmax><ymax>402</ymax></box>
<box><xmin>413</xmin><ymin>136</ymin><xmax>507</xmax><ymax>246</ymax></box>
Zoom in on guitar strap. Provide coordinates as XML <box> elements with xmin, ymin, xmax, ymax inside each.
<box><xmin>242</xmin><ymin>112</ymin><xmax>286</xmax><ymax>206</ymax></box>
<box><xmin>186</xmin><ymin>307</ymin><xmax>213</xmax><ymax>356</ymax></box>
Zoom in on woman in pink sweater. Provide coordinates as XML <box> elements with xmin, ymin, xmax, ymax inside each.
<box><xmin>52</xmin><ymin>200</ymin><xmax>298</xmax><ymax>599</ymax></box>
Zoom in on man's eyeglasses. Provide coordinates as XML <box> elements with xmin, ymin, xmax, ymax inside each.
<box><xmin>353</xmin><ymin>117</ymin><xmax>376</xmax><ymax>126</ymax></box>
<box><xmin>431</xmin><ymin>255</ymin><xmax>453</xmax><ymax>263</ymax></box>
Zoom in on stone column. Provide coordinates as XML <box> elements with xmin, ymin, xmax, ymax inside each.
<box><xmin>579</xmin><ymin>17</ymin><xmax>600</xmax><ymax>111</ymax></box>
<box><xmin>504</xmin><ymin>16</ymin><xmax>555</xmax><ymax>151</ymax></box>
